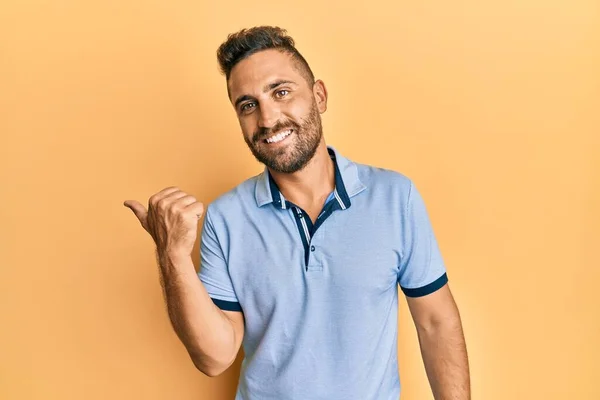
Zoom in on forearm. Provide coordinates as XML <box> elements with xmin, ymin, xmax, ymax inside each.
<box><xmin>416</xmin><ymin>318</ymin><xmax>470</xmax><ymax>400</ymax></box>
<box><xmin>157</xmin><ymin>252</ymin><xmax>238</xmax><ymax>375</ymax></box>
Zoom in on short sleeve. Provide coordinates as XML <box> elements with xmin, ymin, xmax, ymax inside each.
<box><xmin>398</xmin><ymin>181</ymin><xmax>448</xmax><ymax>297</ymax></box>
<box><xmin>198</xmin><ymin>207</ymin><xmax>242</xmax><ymax>312</ymax></box>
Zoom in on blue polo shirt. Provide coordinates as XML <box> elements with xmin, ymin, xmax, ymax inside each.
<box><xmin>198</xmin><ymin>146</ymin><xmax>448</xmax><ymax>400</ymax></box>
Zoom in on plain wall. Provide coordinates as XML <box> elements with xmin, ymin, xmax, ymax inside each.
<box><xmin>1</xmin><ymin>0</ymin><xmax>598</xmax><ymax>399</ymax></box>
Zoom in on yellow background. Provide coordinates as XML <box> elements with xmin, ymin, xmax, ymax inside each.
<box><xmin>1</xmin><ymin>0</ymin><xmax>598</xmax><ymax>399</ymax></box>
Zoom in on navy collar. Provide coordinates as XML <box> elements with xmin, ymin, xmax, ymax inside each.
<box><xmin>254</xmin><ymin>146</ymin><xmax>366</xmax><ymax>209</ymax></box>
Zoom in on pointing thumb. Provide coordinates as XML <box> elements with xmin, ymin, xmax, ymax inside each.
<box><xmin>123</xmin><ymin>200</ymin><xmax>149</xmax><ymax>231</ymax></box>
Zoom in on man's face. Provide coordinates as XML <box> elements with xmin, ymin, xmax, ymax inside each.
<box><xmin>228</xmin><ymin>49</ymin><xmax>327</xmax><ymax>174</ymax></box>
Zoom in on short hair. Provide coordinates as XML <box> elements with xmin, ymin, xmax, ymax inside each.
<box><xmin>216</xmin><ymin>26</ymin><xmax>315</xmax><ymax>85</ymax></box>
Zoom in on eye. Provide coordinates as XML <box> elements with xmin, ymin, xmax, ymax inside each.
<box><xmin>275</xmin><ymin>89</ymin><xmax>289</xmax><ymax>98</ymax></box>
<box><xmin>240</xmin><ymin>102</ymin><xmax>256</xmax><ymax>113</ymax></box>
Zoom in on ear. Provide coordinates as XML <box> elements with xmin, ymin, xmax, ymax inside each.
<box><xmin>312</xmin><ymin>79</ymin><xmax>328</xmax><ymax>113</ymax></box>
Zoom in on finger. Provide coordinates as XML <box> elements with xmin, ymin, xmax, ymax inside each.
<box><xmin>163</xmin><ymin>190</ymin><xmax>190</xmax><ymax>203</ymax></box>
<box><xmin>174</xmin><ymin>194</ymin><xmax>199</xmax><ymax>208</ymax></box>
<box><xmin>184</xmin><ymin>202</ymin><xmax>205</xmax><ymax>219</ymax></box>
<box><xmin>155</xmin><ymin>190</ymin><xmax>188</xmax><ymax>211</ymax></box>
<box><xmin>123</xmin><ymin>200</ymin><xmax>149</xmax><ymax>230</ymax></box>
<box><xmin>149</xmin><ymin>187</ymin><xmax>181</xmax><ymax>207</ymax></box>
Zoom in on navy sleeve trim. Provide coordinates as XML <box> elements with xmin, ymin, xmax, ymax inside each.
<box><xmin>211</xmin><ymin>298</ymin><xmax>243</xmax><ymax>312</ymax></box>
<box><xmin>401</xmin><ymin>273</ymin><xmax>448</xmax><ymax>298</ymax></box>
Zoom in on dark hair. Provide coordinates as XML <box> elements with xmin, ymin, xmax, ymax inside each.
<box><xmin>216</xmin><ymin>26</ymin><xmax>315</xmax><ymax>85</ymax></box>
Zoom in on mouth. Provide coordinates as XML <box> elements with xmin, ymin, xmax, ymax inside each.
<box><xmin>264</xmin><ymin>128</ymin><xmax>293</xmax><ymax>144</ymax></box>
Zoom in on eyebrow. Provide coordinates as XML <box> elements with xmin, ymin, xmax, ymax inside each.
<box><xmin>234</xmin><ymin>80</ymin><xmax>297</xmax><ymax>109</ymax></box>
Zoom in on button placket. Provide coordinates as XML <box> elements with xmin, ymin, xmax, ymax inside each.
<box><xmin>306</xmin><ymin>227</ymin><xmax>324</xmax><ymax>273</ymax></box>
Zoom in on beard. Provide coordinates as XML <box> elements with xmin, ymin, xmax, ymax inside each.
<box><xmin>244</xmin><ymin>101</ymin><xmax>322</xmax><ymax>174</ymax></box>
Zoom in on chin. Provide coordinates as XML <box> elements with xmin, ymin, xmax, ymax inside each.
<box><xmin>271</xmin><ymin>153</ymin><xmax>313</xmax><ymax>174</ymax></box>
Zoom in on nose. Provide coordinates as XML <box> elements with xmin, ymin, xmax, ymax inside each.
<box><xmin>257</xmin><ymin>102</ymin><xmax>280</xmax><ymax>129</ymax></box>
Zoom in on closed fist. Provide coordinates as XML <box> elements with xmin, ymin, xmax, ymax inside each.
<box><xmin>124</xmin><ymin>187</ymin><xmax>204</xmax><ymax>260</ymax></box>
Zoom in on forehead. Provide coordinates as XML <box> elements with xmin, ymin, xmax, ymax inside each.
<box><xmin>228</xmin><ymin>49</ymin><xmax>304</xmax><ymax>100</ymax></box>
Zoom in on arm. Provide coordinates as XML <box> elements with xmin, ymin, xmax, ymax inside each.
<box><xmin>124</xmin><ymin>186</ymin><xmax>244</xmax><ymax>377</ymax></box>
<box><xmin>158</xmin><ymin>252</ymin><xmax>244</xmax><ymax>376</ymax></box>
<box><xmin>406</xmin><ymin>284</ymin><xmax>470</xmax><ymax>400</ymax></box>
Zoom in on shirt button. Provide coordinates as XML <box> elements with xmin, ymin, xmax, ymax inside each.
<box><xmin>310</xmin><ymin>245</ymin><xmax>316</xmax><ymax>252</ymax></box>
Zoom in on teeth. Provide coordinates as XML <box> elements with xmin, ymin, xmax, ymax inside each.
<box><xmin>266</xmin><ymin>129</ymin><xmax>292</xmax><ymax>144</ymax></box>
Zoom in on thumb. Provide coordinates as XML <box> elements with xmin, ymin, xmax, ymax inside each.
<box><xmin>123</xmin><ymin>200</ymin><xmax>149</xmax><ymax>231</ymax></box>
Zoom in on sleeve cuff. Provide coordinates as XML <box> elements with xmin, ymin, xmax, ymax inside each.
<box><xmin>211</xmin><ymin>298</ymin><xmax>242</xmax><ymax>312</ymax></box>
<box><xmin>401</xmin><ymin>273</ymin><xmax>448</xmax><ymax>298</ymax></box>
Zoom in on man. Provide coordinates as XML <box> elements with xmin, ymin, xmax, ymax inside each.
<box><xmin>124</xmin><ymin>26</ymin><xmax>470</xmax><ymax>400</ymax></box>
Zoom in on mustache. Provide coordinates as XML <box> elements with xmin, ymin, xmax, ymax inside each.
<box><xmin>253</xmin><ymin>120</ymin><xmax>300</xmax><ymax>143</ymax></box>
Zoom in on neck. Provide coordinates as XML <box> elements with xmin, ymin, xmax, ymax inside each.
<box><xmin>268</xmin><ymin>139</ymin><xmax>335</xmax><ymax>208</ymax></box>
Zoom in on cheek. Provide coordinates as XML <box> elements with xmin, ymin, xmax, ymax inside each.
<box><xmin>238</xmin><ymin>118</ymin><xmax>256</xmax><ymax>138</ymax></box>
<box><xmin>287</xmin><ymin>98</ymin><xmax>314</xmax><ymax>122</ymax></box>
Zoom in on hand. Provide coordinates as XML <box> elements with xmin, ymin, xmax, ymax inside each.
<box><xmin>124</xmin><ymin>187</ymin><xmax>204</xmax><ymax>260</ymax></box>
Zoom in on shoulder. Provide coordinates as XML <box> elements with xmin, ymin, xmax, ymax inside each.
<box><xmin>204</xmin><ymin>173</ymin><xmax>262</xmax><ymax>222</ymax></box>
<box><xmin>353</xmin><ymin>160</ymin><xmax>415</xmax><ymax>197</ymax></box>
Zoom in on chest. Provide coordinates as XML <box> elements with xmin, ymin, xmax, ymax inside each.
<box><xmin>226</xmin><ymin>207</ymin><xmax>402</xmax><ymax>310</ymax></box>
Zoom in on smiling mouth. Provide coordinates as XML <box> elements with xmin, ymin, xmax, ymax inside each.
<box><xmin>265</xmin><ymin>129</ymin><xmax>293</xmax><ymax>144</ymax></box>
